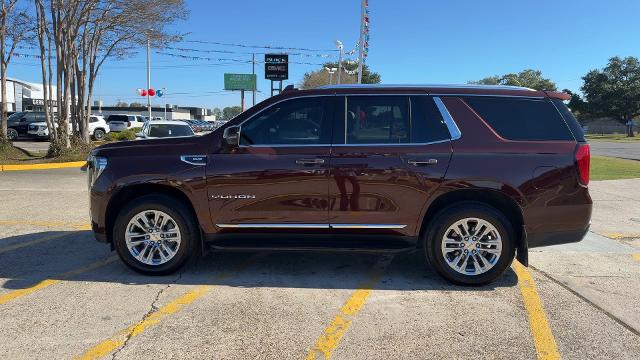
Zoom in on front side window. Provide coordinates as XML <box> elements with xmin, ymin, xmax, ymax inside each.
<box><xmin>240</xmin><ymin>97</ymin><xmax>328</xmax><ymax>146</ymax></box>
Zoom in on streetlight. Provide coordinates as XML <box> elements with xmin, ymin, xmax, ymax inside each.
<box><xmin>335</xmin><ymin>40</ymin><xmax>343</xmax><ymax>84</ymax></box>
<box><xmin>324</xmin><ymin>67</ymin><xmax>337</xmax><ymax>85</ymax></box>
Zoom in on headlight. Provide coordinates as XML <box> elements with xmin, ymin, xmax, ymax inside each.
<box><xmin>87</xmin><ymin>154</ymin><xmax>108</xmax><ymax>188</ymax></box>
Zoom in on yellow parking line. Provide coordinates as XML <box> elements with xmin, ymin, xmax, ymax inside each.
<box><xmin>0</xmin><ymin>256</ymin><xmax>118</xmax><ymax>306</ymax></box>
<box><xmin>74</xmin><ymin>254</ymin><xmax>263</xmax><ymax>360</ymax></box>
<box><xmin>0</xmin><ymin>161</ymin><xmax>86</xmax><ymax>171</ymax></box>
<box><xmin>513</xmin><ymin>261</ymin><xmax>561</xmax><ymax>360</ymax></box>
<box><xmin>306</xmin><ymin>255</ymin><xmax>393</xmax><ymax>360</ymax></box>
<box><xmin>633</xmin><ymin>253</ymin><xmax>640</xmax><ymax>262</ymax></box>
<box><xmin>0</xmin><ymin>220</ymin><xmax>91</xmax><ymax>231</ymax></box>
<box><xmin>0</xmin><ymin>232</ymin><xmax>74</xmax><ymax>255</ymax></box>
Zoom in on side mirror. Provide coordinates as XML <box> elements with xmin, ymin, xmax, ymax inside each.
<box><xmin>223</xmin><ymin>125</ymin><xmax>240</xmax><ymax>147</ymax></box>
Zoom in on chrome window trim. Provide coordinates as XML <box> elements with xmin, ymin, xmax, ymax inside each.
<box><xmin>216</xmin><ymin>223</ymin><xmax>407</xmax><ymax>229</ymax></box>
<box><xmin>433</xmin><ymin>97</ymin><xmax>462</xmax><ymax>141</ymax></box>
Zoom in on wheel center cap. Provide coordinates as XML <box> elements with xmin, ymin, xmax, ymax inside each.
<box><xmin>149</xmin><ymin>233</ymin><xmax>162</xmax><ymax>241</ymax></box>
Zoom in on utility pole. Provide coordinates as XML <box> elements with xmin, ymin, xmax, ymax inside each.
<box><xmin>252</xmin><ymin>53</ymin><xmax>256</xmax><ymax>106</ymax></box>
<box><xmin>336</xmin><ymin>40</ymin><xmax>343</xmax><ymax>84</ymax></box>
<box><xmin>357</xmin><ymin>0</ymin><xmax>366</xmax><ymax>84</ymax></box>
<box><xmin>146</xmin><ymin>39</ymin><xmax>151</xmax><ymax>120</ymax></box>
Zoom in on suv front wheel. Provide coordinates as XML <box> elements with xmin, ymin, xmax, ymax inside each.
<box><xmin>424</xmin><ymin>202</ymin><xmax>515</xmax><ymax>285</ymax></box>
<box><xmin>113</xmin><ymin>194</ymin><xmax>198</xmax><ymax>275</ymax></box>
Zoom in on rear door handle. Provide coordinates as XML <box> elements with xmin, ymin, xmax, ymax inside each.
<box><xmin>296</xmin><ymin>158</ymin><xmax>325</xmax><ymax>165</ymax></box>
<box><xmin>407</xmin><ymin>159</ymin><xmax>438</xmax><ymax>166</ymax></box>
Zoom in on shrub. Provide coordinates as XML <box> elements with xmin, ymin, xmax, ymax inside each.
<box><xmin>104</xmin><ymin>128</ymin><xmax>141</xmax><ymax>142</ymax></box>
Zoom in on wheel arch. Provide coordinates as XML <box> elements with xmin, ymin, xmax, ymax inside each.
<box><xmin>418</xmin><ymin>188</ymin><xmax>526</xmax><ymax>262</ymax></box>
<box><xmin>105</xmin><ymin>183</ymin><xmax>201</xmax><ymax>247</ymax></box>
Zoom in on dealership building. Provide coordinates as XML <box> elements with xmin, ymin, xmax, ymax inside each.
<box><xmin>1</xmin><ymin>77</ymin><xmax>57</xmax><ymax>112</ymax></box>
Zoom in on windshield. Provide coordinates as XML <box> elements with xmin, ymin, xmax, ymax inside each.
<box><xmin>148</xmin><ymin>124</ymin><xmax>194</xmax><ymax>137</ymax></box>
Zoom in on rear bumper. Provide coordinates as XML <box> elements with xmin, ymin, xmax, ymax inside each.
<box><xmin>527</xmin><ymin>225</ymin><xmax>590</xmax><ymax>248</ymax></box>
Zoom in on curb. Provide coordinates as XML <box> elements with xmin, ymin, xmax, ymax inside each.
<box><xmin>0</xmin><ymin>161</ymin><xmax>86</xmax><ymax>172</ymax></box>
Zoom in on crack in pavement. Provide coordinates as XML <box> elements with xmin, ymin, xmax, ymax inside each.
<box><xmin>111</xmin><ymin>270</ymin><xmax>184</xmax><ymax>360</ymax></box>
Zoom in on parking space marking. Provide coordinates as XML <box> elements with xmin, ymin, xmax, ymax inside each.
<box><xmin>633</xmin><ymin>253</ymin><xmax>640</xmax><ymax>262</ymax></box>
<box><xmin>513</xmin><ymin>261</ymin><xmax>561</xmax><ymax>360</ymax></box>
<box><xmin>74</xmin><ymin>254</ymin><xmax>264</xmax><ymax>360</ymax></box>
<box><xmin>0</xmin><ymin>220</ymin><xmax>91</xmax><ymax>231</ymax></box>
<box><xmin>0</xmin><ymin>232</ymin><xmax>75</xmax><ymax>255</ymax></box>
<box><xmin>0</xmin><ymin>161</ymin><xmax>86</xmax><ymax>171</ymax></box>
<box><xmin>0</xmin><ymin>255</ymin><xmax>118</xmax><ymax>306</ymax></box>
<box><xmin>306</xmin><ymin>255</ymin><xmax>394</xmax><ymax>360</ymax></box>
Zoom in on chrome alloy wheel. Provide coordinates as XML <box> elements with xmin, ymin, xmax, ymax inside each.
<box><xmin>125</xmin><ymin>210</ymin><xmax>182</xmax><ymax>266</ymax></box>
<box><xmin>441</xmin><ymin>217</ymin><xmax>503</xmax><ymax>276</ymax></box>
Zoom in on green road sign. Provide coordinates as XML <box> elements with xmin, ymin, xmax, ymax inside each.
<box><xmin>224</xmin><ymin>73</ymin><xmax>256</xmax><ymax>91</ymax></box>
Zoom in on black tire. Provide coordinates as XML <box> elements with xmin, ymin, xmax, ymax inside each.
<box><xmin>93</xmin><ymin>129</ymin><xmax>105</xmax><ymax>141</ymax></box>
<box><xmin>7</xmin><ymin>128</ymin><xmax>18</xmax><ymax>141</ymax></box>
<box><xmin>113</xmin><ymin>194</ymin><xmax>199</xmax><ymax>275</ymax></box>
<box><xmin>423</xmin><ymin>202</ymin><xmax>515</xmax><ymax>286</ymax></box>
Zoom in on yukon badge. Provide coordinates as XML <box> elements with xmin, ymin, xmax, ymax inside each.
<box><xmin>211</xmin><ymin>194</ymin><xmax>256</xmax><ymax>200</ymax></box>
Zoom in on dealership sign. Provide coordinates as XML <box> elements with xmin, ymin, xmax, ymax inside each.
<box><xmin>224</xmin><ymin>73</ymin><xmax>256</xmax><ymax>91</ymax></box>
<box><xmin>264</xmin><ymin>54</ymin><xmax>288</xmax><ymax>80</ymax></box>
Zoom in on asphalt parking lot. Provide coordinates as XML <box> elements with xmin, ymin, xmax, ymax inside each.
<box><xmin>1</xmin><ymin>168</ymin><xmax>639</xmax><ymax>359</ymax></box>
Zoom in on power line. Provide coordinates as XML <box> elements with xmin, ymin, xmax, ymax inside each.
<box><xmin>181</xmin><ymin>40</ymin><xmax>338</xmax><ymax>53</ymax></box>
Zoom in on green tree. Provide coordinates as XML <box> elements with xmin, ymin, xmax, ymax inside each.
<box><xmin>212</xmin><ymin>107</ymin><xmax>222</xmax><ymax>119</ymax></box>
<box><xmin>562</xmin><ymin>89</ymin><xmax>586</xmax><ymax>116</ymax></box>
<box><xmin>129</xmin><ymin>102</ymin><xmax>144</xmax><ymax>108</ymax></box>
<box><xmin>471</xmin><ymin>69</ymin><xmax>557</xmax><ymax>91</ymax></box>
<box><xmin>222</xmin><ymin>106</ymin><xmax>242</xmax><ymax>120</ymax></box>
<box><xmin>300</xmin><ymin>61</ymin><xmax>381</xmax><ymax>89</ymax></box>
<box><xmin>581</xmin><ymin>56</ymin><xmax>640</xmax><ymax>132</ymax></box>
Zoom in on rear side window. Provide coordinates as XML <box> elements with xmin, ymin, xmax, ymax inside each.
<box><xmin>108</xmin><ymin>115</ymin><xmax>127</xmax><ymax>122</ymax></box>
<box><xmin>339</xmin><ymin>96</ymin><xmax>450</xmax><ymax>145</ymax></box>
<box><xmin>551</xmin><ymin>99</ymin><xmax>585</xmax><ymax>142</ymax></box>
<box><xmin>463</xmin><ymin>97</ymin><xmax>574</xmax><ymax>141</ymax></box>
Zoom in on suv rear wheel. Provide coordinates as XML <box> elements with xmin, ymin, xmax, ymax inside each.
<box><xmin>424</xmin><ymin>202</ymin><xmax>515</xmax><ymax>285</ymax></box>
<box><xmin>113</xmin><ymin>194</ymin><xmax>198</xmax><ymax>275</ymax></box>
<box><xmin>7</xmin><ymin>128</ymin><xmax>18</xmax><ymax>141</ymax></box>
<box><xmin>93</xmin><ymin>128</ymin><xmax>106</xmax><ymax>141</ymax></box>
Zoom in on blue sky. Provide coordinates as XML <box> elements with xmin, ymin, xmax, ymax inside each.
<box><xmin>8</xmin><ymin>0</ymin><xmax>640</xmax><ymax>109</ymax></box>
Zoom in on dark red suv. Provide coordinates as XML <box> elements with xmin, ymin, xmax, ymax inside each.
<box><xmin>86</xmin><ymin>84</ymin><xmax>591</xmax><ymax>285</ymax></box>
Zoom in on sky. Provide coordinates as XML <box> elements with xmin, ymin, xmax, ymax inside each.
<box><xmin>7</xmin><ymin>0</ymin><xmax>640</xmax><ymax>109</ymax></box>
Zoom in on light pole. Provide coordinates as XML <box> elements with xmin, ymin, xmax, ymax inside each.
<box><xmin>146</xmin><ymin>38</ymin><xmax>151</xmax><ymax>120</ymax></box>
<box><xmin>335</xmin><ymin>40</ymin><xmax>343</xmax><ymax>84</ymax></box>
<box><xmin>325</xmin><ymin>67</ymin><xmax>337</xmax><ymax>85</ymax></box>
<box><xmin>357</xmin><ymin>0</ymin><xmax>365</xmax><ymax>84</ymax></box>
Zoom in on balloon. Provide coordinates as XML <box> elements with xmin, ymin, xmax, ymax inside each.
<box><xmin>136</xmin><ymin>88</ymin><xmax>144</xmax><ymax>96</ymax></box>
<box><xmin>156</xmin><ymin>89</ymin><xmax>164</xmax><ymax>98</ymax></box>
<box><xmin>148</xmin><ymin>88</ymin><xmax>156</xmax><ymax>97</ymax></box>
<box><xmin>140</xmin><ymin>89</ymin><xmax>147</xmax><ymax>97</ymax></box>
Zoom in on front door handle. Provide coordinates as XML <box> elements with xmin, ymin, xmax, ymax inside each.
<box><xmin>296</xmin><ymin>158</ymin><xmax>325</xmax><ymax>165</ymax></box>
<box><xmin>407</xmin><ymin>159</ymin><xmax>438</xmax><ymax>166</ymax></box>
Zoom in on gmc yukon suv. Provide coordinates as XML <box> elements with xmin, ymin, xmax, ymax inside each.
<box><xmin>87</xmin><ymin>84</ymin><xmax>591</xmax><ymax>285</ymax></box>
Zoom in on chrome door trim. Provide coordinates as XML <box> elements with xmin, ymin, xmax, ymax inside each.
<box><xmin>216</xmin><ymin>223</ymin><xmax>330</xmax><ymax>229</ymax></box>
<box><xmin>433</xmin><ymin>97</ymin><xmax>462</xmax><ymax>141</ymax></box>
<box><xmin>216</xmin><ymin>223</ymin><xmax>407</xmax><ymax>229</ymax></box>
<box><xmin>330</xmin><ymin>224</ymin><xmax>407</xmax><ymax>229</ymax></box>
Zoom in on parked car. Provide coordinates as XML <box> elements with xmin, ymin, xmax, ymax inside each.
<box><xmin>136</xmin><ymin>120</ymin><xmax>195</xmax><ymax>139</ymax></box>
<box><xmin>184</xmin><ymin>119</ymin><xmax>211</xmax><ymax>133</ymax></box>
<box><xmin>86</xmin><ymin>84</ymin><xmax>591</xmax><ymax>285</ymax></box>
<box><xmin>106</xmin><ymin>114</ymin><xmax>145</xmax><ymax>132</ymax></box>
<box><xmin>27</xmin><ymin>115</ymin><xmax>109</xmax><ymax>140</ymax></box>
<box><xmin>7</xmin><ymin>111</ymin><xmax>47</xmax><ymax>140</ymax></box>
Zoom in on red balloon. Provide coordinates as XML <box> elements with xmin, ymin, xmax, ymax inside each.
<box><xmin>140</xmin><ymin>89</ymin><xmax>147</xmax><ymax>97</ymax></box>
<box><xmin>148</xmin><ymin>88</ymin><xmax>156</xmax><ymax>96</ymax></box>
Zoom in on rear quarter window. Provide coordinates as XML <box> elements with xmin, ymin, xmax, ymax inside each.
<box><xmin>551</xmin><ymin>98</ymin><xmax>586</xmax><ymax>142</ymax></box>
<box><xmin>463</xmin><ymin>97</ymin><xmax>574</xmax><ymax>141</ymax></box>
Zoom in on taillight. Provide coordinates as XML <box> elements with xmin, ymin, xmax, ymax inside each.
<box><xmin>575</xmin><ymin>143</ymin><xmax>590</xmax><ymax>186</ymax></box>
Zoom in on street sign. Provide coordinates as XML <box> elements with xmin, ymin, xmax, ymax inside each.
<box><xmin>224</xmin><ymin>73</ymin><xmax>256</xmax><ymax>91</ymax></box>
<box><xmin>265</xmin><ymin>54</ymin><xmax>289</xmax><ymax>80</ymax></box>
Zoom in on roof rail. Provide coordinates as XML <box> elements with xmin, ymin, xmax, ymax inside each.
<box><xmin>282</xmin><ymin>84</ymin><xmax>297</xmax><ymax>93</ymax></box>
<box><xmin>316</xmin><ymin>84</ymin><xmax>536</xmax><ymax>91</ymax></box>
